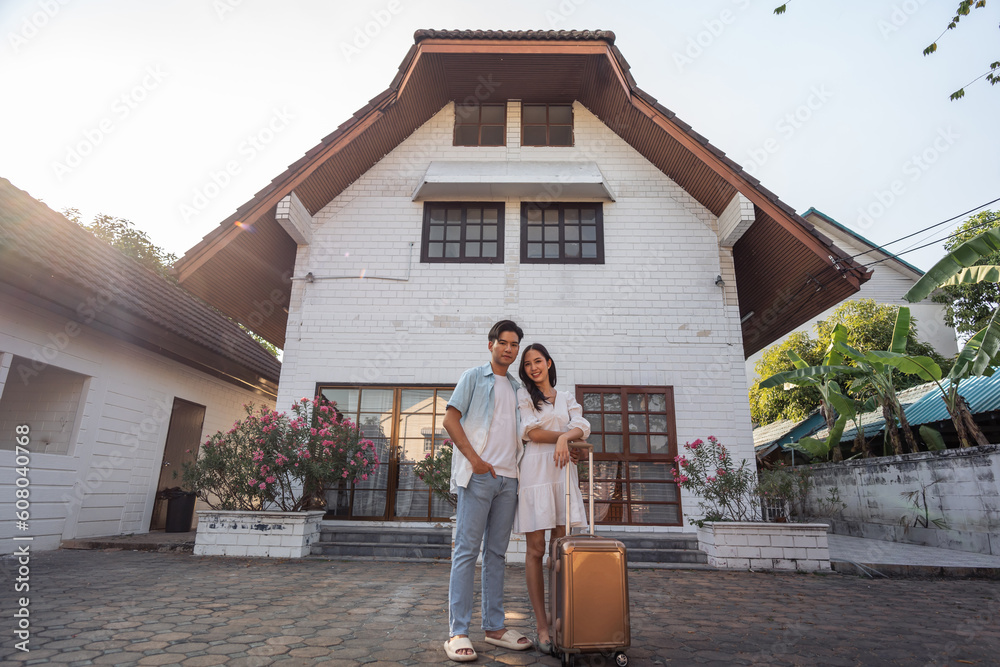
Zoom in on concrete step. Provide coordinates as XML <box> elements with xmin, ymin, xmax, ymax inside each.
<box><xmin>313</xmin><ymin>525</ymin><xmax>452</xmax><ymax>559</ymax></box>
<box><xmin>318</xmin><ymin>526</ymin><xmax>451</xmax><ymax>545</ymax></box>
<box><xmin>595</xmin><ymin>531</ymin><xmax>709</xmax><ymax>565</ymax></box>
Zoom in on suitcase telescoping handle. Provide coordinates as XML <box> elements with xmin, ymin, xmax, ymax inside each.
<box><xmin>566</xmin><ymin>441</ymin><xmax>594</xmax><ymax>536</ymax></box>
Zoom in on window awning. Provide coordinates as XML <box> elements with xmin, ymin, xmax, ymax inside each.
<box><xmin>412</xmin><ymin>161</ymin><xmax>616</xmax><ymax>201</ymax></box>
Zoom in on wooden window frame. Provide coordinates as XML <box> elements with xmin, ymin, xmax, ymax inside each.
<box><xmin>521</xmin><ymin>103</ymin><xmax>574</xmax><ymax>147</ymax></box>
<box><xmin>576</xmin><ymin>385</ymin><xmax>682</xmax><ymax>527</ymax></box>
<box><xmin>454</xmin><ymin>103</ymin><xmax>507</xmax><ymax>147</ymax></box>
<box><xmin>420</xmin><ymin>202</ymin><xmax>505</xmax><ymax>264</ymax></box>
<box><xmin>520</xmin><ymin>202</ymin><xmax>604</xmax><ymax>264</ymax></box>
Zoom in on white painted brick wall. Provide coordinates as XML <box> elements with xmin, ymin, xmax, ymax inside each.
<box><xmin>278</xmin><ymin>101</ymin><xmax>755</xmax><ymax>529</ymax></box>
<box><xmin>697</xmin><ymin>522</ymin><xmax>831</xmax><ymax>571</ymax></box>
<box><xmin>194</xmin><ymin>510</ymin><xmax>324</xmax><ymax>558</ymax></box>
<box><xmin>0</xmin><ymin>293</ymin><xmax>275</xmax><ymax>553</ymax></box>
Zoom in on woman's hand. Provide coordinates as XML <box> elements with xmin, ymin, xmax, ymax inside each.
<box><xmin>554</xmin><ymin>434</ymin><xmax>571</xmax><ymax>469</ymax></box>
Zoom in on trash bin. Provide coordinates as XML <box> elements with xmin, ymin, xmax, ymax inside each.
<box><xmin>163</xmin><ymin>487</ymin><xmax>196</xmax><ymax>533</ymax></box>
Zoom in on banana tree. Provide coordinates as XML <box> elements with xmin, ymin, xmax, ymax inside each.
<box><xmin>903</xmin><ymin>227</ymin><xmax>1000</xmax><ymax>447</ymax></box>
<box><xmin>758</xmin><ymin>324</ymin><xmax>861</xmax><ymax>461</ymax></box>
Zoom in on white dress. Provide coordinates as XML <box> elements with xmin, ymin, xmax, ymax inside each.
<box><xmin>512</xmin><ymin>388</ymin><xmax>591</xmax><ymax>534</ymax></box>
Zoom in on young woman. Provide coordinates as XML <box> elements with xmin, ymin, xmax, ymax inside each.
<box><xmin>514</xmin><ymin>343</ymin><xmax>590</xmax><ymax>653</ymax></box>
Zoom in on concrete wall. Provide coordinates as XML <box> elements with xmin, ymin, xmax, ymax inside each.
<box><xmin>803</xmin><ymin>445</ymin><xmax>1000</xmax><ymax>555</ymax></box>
<box><xmin>277</xmin><ymin>101</ymin><xmax>755</xmax><ymax>528</ymax></box>
<box><xmin>0</xmin><ymin>292</ymin><xmax>274</xmax><ymax>553</ymax></box>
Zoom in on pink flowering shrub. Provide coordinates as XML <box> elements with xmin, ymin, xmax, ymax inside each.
<box><xmin>413</xmin><ymin>440</ymin><xmax>456</xmax><ymax>508</ymax></box>
<box><xmin>671</xmin><ymin>436</ymin><xmax>759</xmax><ymax>525</ymax></box>
<box><xmin>183</xmin><ymin>397</ymin><xmax>378</xmax><ymax>512</ymax></box>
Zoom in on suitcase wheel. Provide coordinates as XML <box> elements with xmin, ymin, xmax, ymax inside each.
<box><xmin>614</xmin><ymin>651</ymin><xmax>629</xmax><ymax>667</ymax></box>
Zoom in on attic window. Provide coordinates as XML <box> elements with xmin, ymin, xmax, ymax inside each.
<box><xmin>421</xmin><ymin>202</ymin><xmax>504</xmax><ymax>263</ymax></box>
<box><xmin>454</xmin><ymin>104</ymin><xmax>506</xmax><ymax>146</ymax></box>
<box><xmin>522</xmin><ymin>103</ymin><xmax>573</xmax><ymax>147</ymax></box>
<box><xmin>521</xmin><ymin>202</ymin><xmax>603</xmax><ymax>264</ymax></box>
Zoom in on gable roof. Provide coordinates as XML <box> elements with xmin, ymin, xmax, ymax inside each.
<box><xmin>0</xmin><ymin>178</ymin><xmax>280</xmax><ymax>397</ymax></box>
<box><xmin>802</xmin><ymin>207</ymin><xmax>925</xmax><ymax>280</ymax></box>
<box><xmin>174</xmin><ymin>29</ymin><xmax>870</xmax><ymax>354</ymax></box>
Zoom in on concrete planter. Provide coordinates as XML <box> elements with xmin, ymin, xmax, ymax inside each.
<box><xmin>194</xmin><ymin>510</ymin><xmax>325</xmax><ymax>558</ymax></box>
<box><xmin>697</xmin><ymin>521</ymin><xmax>831</xmax><ymax>572</ymax></box>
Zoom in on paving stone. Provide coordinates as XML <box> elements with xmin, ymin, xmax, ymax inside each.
<box><xmin>137</xmin><ymin>654</ymin><xmax>184</xmax><ymax>665</ymax></box>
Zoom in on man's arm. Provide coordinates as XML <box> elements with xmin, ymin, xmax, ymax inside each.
<box><xmin>443</xmin><ymin>406</ymin><xmax>496</xmax><ymax>478</ymax></box>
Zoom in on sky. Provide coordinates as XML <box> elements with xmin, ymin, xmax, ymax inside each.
<box><xmin>1</xmin><ymin>0</ymin><xmax>997</xmax><ymax>272</ymax></box>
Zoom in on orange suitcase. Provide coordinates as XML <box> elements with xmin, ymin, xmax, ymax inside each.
<box><xmin>549</xmin><ymin>443</ymin><xmax>630</xmax><ymax>666</ymax></box>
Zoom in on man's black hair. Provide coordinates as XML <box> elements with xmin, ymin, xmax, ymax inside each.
<box><xmin>488</xmin><ymin>319</ymin><xmax>523</xmax><ymax>343</ymax></box>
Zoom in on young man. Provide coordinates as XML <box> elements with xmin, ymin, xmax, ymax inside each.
<box><xmin>443</xmin><ymin>320</ymin><xmax>533</xmax><ymax>662</ymax></box>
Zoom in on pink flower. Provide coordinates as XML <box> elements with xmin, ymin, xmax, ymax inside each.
<box><xmin>361</xmin><ymin>474</ymin><xmax>368</xmax><ymax>481</ymax></box>
<box><xmin>690</xmin><ymin>439</ymin><xmax>703</xmax><ymax>449</ymax></box>
<box><xmin>670</xmin><ymin>468</ymin><xmax>677</xmax><ymax>477</ymax></box>
<box><xmin>319</xmin><ymin>406</ymin><xmax>329</xmax><ymax>413</ymax></box>
<box><xmin>258</xmin><ymin>482</ymin><xmax>266</xmax><ymax>489</ymax></box>
<box><xmin>717</xmin><ymin>469</ymin><xmax>725</xmax><ymax>476</ymax></box>
<box><xmin>266</xmin><ymin>475</ymin><xmax>276</xmax><ymax>483</ymax></box>
<box><xmin>706</xmin><ymin>476</ymin><xmax>716</xmax><ymax>483</ymax></box>
<box><xmin>342</xmin><ymin>471</ymin><xmax>348</xmax><ymax>478</ymax></box>
<box><xmin>425</xmin><ymin>453</ymin><xmax>431</xmax><ymax>459</ymax></box>
<box><xmin>310</xmin><ymin>428</ymin><xmax>317</xmax><ymax>436</ymax></box>
<box><xmin>677</xmin><ymin>475</ymin><xmax>689</xmax><ymax>483</ymax></box>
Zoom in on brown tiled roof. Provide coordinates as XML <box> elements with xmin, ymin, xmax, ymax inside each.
<box><xmin>0</xmin><ymin>178</ymin><xmax>280</xmax><ymax>395</ymax></box>
<box><xmin>174</xmin><ymin>29</ymin><xmax>870</xmax><ymax>355</ymax></box>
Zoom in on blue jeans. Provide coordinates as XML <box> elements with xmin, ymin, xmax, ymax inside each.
<box><xmin>449</xmin><ymin>473</ymin><xmax>518</xmax><ymax>637</ymax></box>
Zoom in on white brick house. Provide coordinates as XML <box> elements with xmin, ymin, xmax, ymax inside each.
<box><xmin>0</xmin><ymin>179</ymin><xmax>280</xmax><ymax>553</ymax></box>
<box><xmin>175</xmin><ymin>30</ymin><xmax>870</xmax><ymax>531</ymax></box>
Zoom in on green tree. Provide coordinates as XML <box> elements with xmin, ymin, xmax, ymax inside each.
<box><xmin>774</xmin><ymin>1</ymin><xmax>999</xmax><ymax>100</ymax></box>
<box><xmin>932</xmin><ymin>210</ymin><xmax>1000</xmax><ymax>337</ymax></box>
<box><xmin>749</xmin><ymin>332</ymin><xmax>823</xmax><ymax>425</ymax></box>
<box><xmin>65</xmin><ymin>208</ymin><xmax>178</xmax><ymax>279</ymax></box>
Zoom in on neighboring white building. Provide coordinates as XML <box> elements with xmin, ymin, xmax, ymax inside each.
<box><xmin>745</xmin><ymin>208</ymin><xmax>958</xmax><ymax>388</ymax></box>
<box><xmin>175</xmin><ymin>30</ymin><xmax>871</xmax><ymax>530</ymax></box>
<box><xmin>0</xmin><ymin>178</ymin><xmax>280</xmax><ymax>553</ymax></box>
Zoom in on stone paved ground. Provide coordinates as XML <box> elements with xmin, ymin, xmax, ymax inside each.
<box><xmin>1</xmin><ymin>549</ymin><xmax>999</xmax><ymax>666</ymax></box>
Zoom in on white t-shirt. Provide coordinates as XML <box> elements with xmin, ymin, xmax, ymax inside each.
<box><xmin>479</xmin><ymin>375</ymin><xmax>519</xmax><ymax>478</ymax></box>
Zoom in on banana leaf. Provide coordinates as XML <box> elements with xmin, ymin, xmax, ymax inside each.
<box><xmin>788</xmin><ymin>436</ymin><xmax>831</xmax><ymax>459</ymax></box>
<box><xmin>863</xmin><ymin>351</ymin><xmax>942</xmax><ymax>380</ymax></box>
<box><xmin>972</xmin><ymin>305</ymin><xmax>1000</xmax><ymax>376</ymax></box>
<box><xmin>890</xmin><ymin>307</ymin><xmax>910</xmax><ymax>355</ymax></box>
<box><xmin>825</xmin><ymin>384</ymin><xmax>856</xmax><ymax>421</ymax></box>
<box><xmin>950</xmin><ymin>328</ymin><xmax>987</xmax><ymax>380</ymax></box>
<box><xmin>786</xmin><ymin>349</ymin><xmax>808</xmax><ymax>370</ymax></box>
<box><xmin>758</xmin><ymin>365</ymin><xmax>860</xmax><ymax>389</ymax></box>
<box><xmin>824</xmin><ymin>323</ymin><xmax>849</xmax><ymax>367</ymax></box>
<box><xmin>904</xmin><ymin>228</ymin><xmax>1000</xmax><ymax>302</ymax></box>
<box><xmin>834</xmin><ymin>341</ymin><xmax>868</xmax><ymax>365</ymax></box>
<box><xmin>937</xmin><ymin>265</ymin><xmax>1000</xmax><ymax>288</ymax></box>
<box><xmin>919</xmin><ymin>425</ymin><xmax>946</xmax><ymax>451</ymax></box>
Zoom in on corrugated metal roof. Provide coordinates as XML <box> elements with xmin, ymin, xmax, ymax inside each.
<box><xmin>813</xmin><ymin>382</ymin><xmax>945</xmax><ymax>443</ymax></box>
<box><xmin>903</xmin><ymin>373</ymin><xmax>1000</xmax><ymax>426</ymax></box>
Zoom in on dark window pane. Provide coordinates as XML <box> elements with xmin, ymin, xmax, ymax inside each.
<box><xmin>582</xmin><ymin>225</ymin><xmax>597</xmax><ymax>241</ymax></box>
<box><xmin>565</xmin><ymin>208</ymin><xmax>580</xmax><ymax>223</ymax></box>
<box><xmin>447</xmin><ymin>209</ymin><xmax>462</xmax><ymax>223</ymax></box>
<box><xmin>523</xmin><ymin>125</ymin><xmax>547</xmax><ymax>145</ymax></box>
<box><xmin>649</xmin><ymin>394</ymin><xmax>667</xmax><ymax>412</ymax></box>
<box><xmin>630</xmin><ymin>504</ymin><xmax>678</xmax><ymax>524</ymax></box>
<box><xmin>446</xmin><ymin>225</ymin><xmax>461</xmax><ymax>240</ymax></box>
<box><xmin>603</xmin><ymin>393</ymin><xmax>621</xmax><ymax>411</ymax></box>
<box><xmin>583</xmin><ymin>243</ymin><xmax>598</xmax><ymax>258</ymax></box>
<box><xmin>480</xmin><ymin>125</ymin><xmax>504</xmax><ymax>145</ymax></box>
<box><xmin>605</xmin><ymin>434</ymin><xmax>623</xmax><ymax>453</ymax></box>
<box><xmin>544</xmin><ymin>242</ymin><xmax>560</xmax><ymax>258</ymax></box>
<box><xmin>648</xmin><ymin>415</ymin><xmax>667</xmax><ymax>433</ymax></box>
<box><xmin>352</xmin><ymin>490</ymin><xmax>386</xmax><ymax>517</ymax></box>
<box><xmin>526</xmin><ymin>207</ymin><xmax>542</xmax><ymax>223</ymax></box>
<box><xmin>650</xmin><ymin>435</ymin><xmax>670</xmax><ymax>454</ymax></box>
<box><xmin>527</xmin><ymin>226</ymin><xmax>542</xmax><ymax>241</ymax></box>
<box><xmin>467</xmin><ymin>208</ymin><xmax>482</xmax><ymax>222</ymax></box>
<box><xmin>401</xmin><ymin>389</ymin><xmax>435</xmax><ymax>413</ymax></box>
<box><xmin>429</xmin><ymin>225</ymin><xmax>444</xmax><ymax>241</ymax></box>
<box><xmin>628</xmin><ymin>462</ymin><xmax>673</xmax><ymax>480</ymax></box>
<box><xmin>564</xmin><ymin>225</ymin><xmax>579</xmax><ymax>241</ymax></box>
<box><xmin>466</xmin><ymin>225</ymin><xmax>480</xmax><ymax>241</ymax></box>
<box><xmin>549</xmin><ymin>125</ymin><xmax>573</xmax><ymax>146</ymax></box>
<box><xmin>482</xmin><ymin>242</ymin><xmax>498</xmax><ymax>258</ymax></box>
<box><xmin>565</xmin><ymin>243</ymin><xmax>580</xmax><ymax>258</ymax></box>
<box><xmin>583</xmin><ymin>393</ymin><xmax>601</xmax><ymax>411</ymax></box>
<box><xmin>321</xmin><ymin>388</ymin><xmax>358</xmax><ymax>413</ymax></box>
<box><xmin>604</xmin><ymin>414</ymin><xmax>622</xmax><ymax>432</ymax></box>
<box><xmin>628</xmin><ymin>434</ymin><xmax>648</xmax><ymax>453</ymax></box>
<box><xmin>544</xmin><ymin>226</ymin><xmax>559</xmax><ymax>241</ymax></box>
<box><xmin>628</xmin><ymin>393</ymin><xmax>646</xmax><ymax>411</ymax></box>
<box><xmin>544</xmin><ymin>209</ymin><xmax>559</xmax><ymax>223</ymax></box>
<box><xmin>582</xmin><ymin>209</ymin><xmax>597</xmax><ymax>223</ymax></box>
<box><xmin>523</xmin><ymin>104</ymin><xmax>547</xmax><ymax>123</ymax></box>
<box><xmin>445</xmin><ymin>243</ymin><xmax>460</xmax><ymax>258</ymax></box>
<box><xmin>429</xmin><ymin>208</ymin><xmax>446</xmax><ymax>224</ymax></box>
<box><xmin>527</xmin><ymin>243</ymin><xmax>542</xmax><ymax>258</ymax></box>
<box><xmin>483</xmin><ymin>208</ymin><xmax>498</xmax><ymax>224</ymax></box>
<box><xmin>584</xmin><ymin>413</ymin><xmax>602</xmax><ymax>433</ymax></box>
<box><xmin>549</xmin><ymin>105</ymin><xmax>573</xmax><ymax>124</ymax></box>
<box><xmin>466</xmin><ymin>242</ymin><xmax>480</xmax><ymax>257</ymax></box>
<box><xmin>629</xmin><ymin>414</ymin><xmax>647</xmax><ymax>432</ymax></box>
<box><xmin>630</xmin><ymin>483</ymin><xmax>677</xmax><ymax>502</ymax></box>
<box><xmin>455</xmin><ymin>125</ymin><xmax>479</xmax><ymax>146</ymax></box>
<box><xmin>483</xmin><ymin>225</ymin><xmax>498</xmax><ymax>241</ymax></box>
<box><xmin>455</xmin><ymin>104</ymin><xmax>479</xmax><ymax>123</ymax></box>
<box><xmin>361</xmin><ymin>388</ymin><xmax>394</xmax><ymax>413</ymax></box>
<box><xmin>480</xmin><ymin>105</ymin><xmax>505</xmax><ymax>123</ymax></box>
<box><xmin>428</xmin><ymin>242</ymin><xmax>443</xmax><ymax>258</ymax></box>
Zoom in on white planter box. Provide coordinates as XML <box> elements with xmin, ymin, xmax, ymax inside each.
<box><xmin>697</xmin><ymin>522</ymin><xmax>831</xmax><ymax>572</ymax></box>
<box><xmin>194</xmin><ymin>510</ymin><xmax>325</xmax><ymax>558</ymax></box>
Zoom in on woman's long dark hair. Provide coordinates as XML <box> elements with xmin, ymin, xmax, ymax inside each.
<box><xmin>519</xmin><ymin>343</ymin><xmax>557</xmax><ymax>411</ymax></box>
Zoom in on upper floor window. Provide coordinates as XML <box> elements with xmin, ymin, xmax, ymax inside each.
<box><xmin>522</xmin><ymin>103</ymin><xmax>573</xmax><ymax>146</ymax></box>
<box><xmin>521</xmin><ymin>202</ymin><xmax>603</xmax><ymax>264</ymax></box>
<box><xmin>421</xmin><ymin>202</ymin><xmax>504</xmax><ymax>263</ymax></box>
<box><xmin>454</xmin><ymin>104</ymin><xmax>506</xmax><ymax>146</ymax></box>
